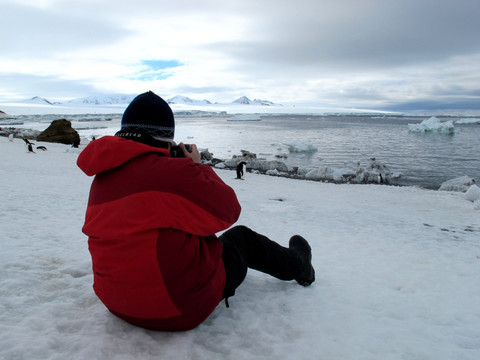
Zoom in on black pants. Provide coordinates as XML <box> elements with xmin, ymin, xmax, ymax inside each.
<box><xmin>219</xmin><ymin>225</ymin><xmax>303</xmax><ymax>298</ymax></box>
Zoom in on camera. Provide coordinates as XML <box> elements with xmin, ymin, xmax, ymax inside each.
<box><xmin>170</xmin><ymin>143</ymin><xmax>192</xmax><ymax>158</ymax></box>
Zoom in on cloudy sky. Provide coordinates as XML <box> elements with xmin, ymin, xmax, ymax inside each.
<box><xmin>1</xmin><ymin>0</ymin><xmax>479</xmax><ymax>112</ymax></box>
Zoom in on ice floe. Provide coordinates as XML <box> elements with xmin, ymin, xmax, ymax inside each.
<box><xmin>408</xmin><ymin>116</ymin><xmax>455</xmax><ymax>134</ymax></box>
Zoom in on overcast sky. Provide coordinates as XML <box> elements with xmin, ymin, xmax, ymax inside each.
<box><xmin>1</xmin><ymin>0</ymin><xmax>479</xmax><ymax>112</ymax></box>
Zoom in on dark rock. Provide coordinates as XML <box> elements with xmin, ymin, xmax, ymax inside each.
<box><xmin>37</xmin><ymin>119</ymin><xmax>80</xmax><ymax>145</ymax></box>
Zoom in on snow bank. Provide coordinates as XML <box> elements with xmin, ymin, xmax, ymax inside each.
<box><xmin>439</xmin><ymin>175</ymin><xmax>476</xmax><ymax>192</ymax></box>
<box><xmin>1</xmin><ymin>135</ymin><xmax>480</xmax><ymax>360</ymax></box>
<box><xmin>465</xmin><ymin>185</ymin><xmax>480</xmax><ymax>210</ymax></box>
<box><xmin>408</xmin><ymin>116</ymin><xmax>455</xmax><ymax>134</ymax></box>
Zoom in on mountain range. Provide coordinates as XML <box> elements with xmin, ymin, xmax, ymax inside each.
<box><xmin>19</xmin><ymin>95</ymin><xmax>279</xmax><ymax>106</ymax></box>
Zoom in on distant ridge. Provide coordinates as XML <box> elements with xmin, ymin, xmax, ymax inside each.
<box><xmin>232</xmin><ymin>96</ymin><xmax>276</xmax><ymax>106</ymax></box>
<box><xmin>21</xmin><ymin>96</ymin><xmax>57</xmax><ymax>105</ymax></box>
<box><xmin>167</xmin><ymin>95</ymin><xmax>212</xmax><ymax>105</ymax></box>
<box><xmin>68</xmin><ymin>94</ymin><xmax>135</xmax><ymax>105</ymax></box>
<box><xmin>19</xmin><ymin>94</ymin><xmax>279</xmax><ymax>107</ymax></box>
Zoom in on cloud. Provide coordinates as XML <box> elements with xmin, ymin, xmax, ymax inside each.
<box><xmin>210</xmin><ymin>0</ymin><xmax>480</xmax><ymax>72</ymax></box>
<box><xmin>0</xmin><ymin>72</ymin><xmax>99</xmax><ymax>100</ymax></box>
<box><xmin>0</xmin><ymin>2</ymin><xmax>131</xmax><ymax>57</ymax></box>
<box><xmin>0</xmin><ymin>0</ymin><xmax>479</xmax><ymax>112</ymax></box>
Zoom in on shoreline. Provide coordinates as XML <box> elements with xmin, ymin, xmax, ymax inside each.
<box><xmin>2</xmin><ymin>129</ymin><xmax>473</xmax><ymax>192</ymax></box>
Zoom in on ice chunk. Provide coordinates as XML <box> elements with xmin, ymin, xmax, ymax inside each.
<box><xmin>408</xmin><ymin>117</ymin><xmax>455</xmax><ymax>134</ymax></box>
<box><xmin>438</xmin><ymin>176</ymin><xmax>476</xmax><ymax>192</ymax></box>
<box><xmin>227</xmin><ymin>114</ymin><xmax>262</xmax><ymax>121</ymax></box>
<box><xmin>285</xmin><ymin>142</ymin><xmax>318</xmax><ymax>153</ymax></box>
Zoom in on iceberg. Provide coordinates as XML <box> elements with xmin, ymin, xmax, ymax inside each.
<box><xmin>285</xmin><ymin>142</ymin><xmax>318</xmax><ymax>153</ymax></box>
<box><xmin>408</xmin><ymin>117</ymin><xmax>455</xmax><ymax>134</ymax></box>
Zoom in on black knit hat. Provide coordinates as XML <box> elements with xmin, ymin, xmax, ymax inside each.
<box><xmin>115</xmin><ymin>91</ymin><xmax>175</xmax><ymax>143</ymax></box>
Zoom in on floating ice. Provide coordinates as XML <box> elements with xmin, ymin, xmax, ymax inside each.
<box><xmin>227</xmin><ymin>114</ymin><xmax>262</xmax><ymax>121</ymax></box>
<box><xmin>408</xmin><ymin>117</ymin><xmax>455</xmax><ymax>134</ymax></box>
<box><xmin>285</xmin><ymin>142</ymin><xmax>318</xmax><ymax>153</ymax></box>
<box><xmin>456</xmin><ymin>118</ymin><xmax>480</xmax><ymax>124</ymax></box>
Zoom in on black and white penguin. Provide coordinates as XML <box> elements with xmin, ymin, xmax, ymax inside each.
<box><xmin>378</xmin><ymin>173</ymin><xmax>384</xmax><ymax>184</ymax></box>
<box><xmin>236</xmin><ymin>161</ymin><xmax>247</xmax><ymax>179</ymax></box>
<box><xmin>27</xmin><ymin>143</ymin><xmax>35</xmax><ymax>153</ymax></box>
<box><xmin>36</xmin><ymin>146</ymin><xmax>48</xmax><ymax>151</ymax></box>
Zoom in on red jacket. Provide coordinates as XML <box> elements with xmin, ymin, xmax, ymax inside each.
<box><xmin>77</xmin><ymin>136</ymin><xmax>241</xmax><ymax>331</ymax></box>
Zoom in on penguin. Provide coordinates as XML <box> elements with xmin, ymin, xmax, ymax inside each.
<box><xmin>8</xmin><ymin>134</ymin><xmax>14</xmax><ymax>142</ymax></box>
<box><xmin>27</xmin><ymin>143</ymin><xmax>35</xmax><ymax>153</ymax></box>
<box><xmin>236</xmin><ymin>161</ymin><xmax>247</xmax><ymax>179</ymax></box>
<box><xmin>36</xmin><ymin>146</ymin><xmax>48</xmax><ymax>151</ymax></box>
<box><xmin>378</xmin><ymin>173</ymin><xmax>384</xmax><ymax>184</ymax></box>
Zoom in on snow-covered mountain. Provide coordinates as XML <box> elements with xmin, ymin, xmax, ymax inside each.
<box><xmin>167</xmin><ymin>95</ymin><xmax>212</xmax><ymax>105</ymax></box>
<box><xmin>20</xmin><ymin>96</ymin><xmax>57</xmax><ymax>105</ymax></box>
<box><xmin>68</xmin><ymin>95</ymin><xmax>135</xmax><ymax>105</ymax></box>
<box><xmin>0</xmin><ymin>110</ymin><xmax>13</xmax><ymax>118</ymax></box>
<box><xmin>232</xmin><ymin>96</ymin><xmax>276</xmax><ymax>106</ymax></box>
<box><xmin>16</xmin><ymin>94</ymin><xmax>278</xmax><ymax>107</ymax></box>
<box><xmin>232</xmin><ymin>96</ymin><xmax>252</xmax><ymax>104</ymax></box>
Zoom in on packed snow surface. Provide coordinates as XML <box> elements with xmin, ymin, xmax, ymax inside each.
<box><xmin>1</xmin><ymin>136</ymin><xmax>480</xmax><ymax>360</ymax></box>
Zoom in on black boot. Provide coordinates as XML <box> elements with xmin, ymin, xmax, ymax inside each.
<box><xmin>289</xmin><ymin>235</ymin><xmax>315</xmax><ymax>286</ymax></box>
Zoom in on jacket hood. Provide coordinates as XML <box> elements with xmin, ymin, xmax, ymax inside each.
<box><xmin>77</xmin><ymin>136</ymin><xmax>170</xmax><ymax>176</ymax></box>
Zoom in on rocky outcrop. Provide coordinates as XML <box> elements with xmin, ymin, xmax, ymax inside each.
<box><xmin>0</xmin><ymin>127</ymin><xmax>40</xmax><ymax>140</ymax></box>
<box><xmin>211</xmin><ymin>151</ymin><xmax>397</xmax><ymax>185</ymax></box>
<box><xmin>37</xmin><ymin>119</ymin><xmax>80</xmax><ymax>146</ymax></box>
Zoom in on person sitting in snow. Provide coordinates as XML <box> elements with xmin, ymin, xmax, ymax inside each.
<box><xmin>77</xmin><ymin>91</ymin><xmax>315</xmax><ymax>331</ymax></box>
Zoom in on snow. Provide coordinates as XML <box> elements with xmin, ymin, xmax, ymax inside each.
<box><xmin>464</xmin><ymin>185</ymin><xmax>480</xmax><ymax>210</ymax></box>
<box><xmin>408</xmin><ymin>116</ymin><xmax>455</xmax><ymax>134</ymax></box>
<box><xmin>439</xmin><ymin>175</ymin><xmax>476</xmax><ymax>192</ymax></box>
<box><xmin>167</xmin><ymin>95</ymin><xmax>212</xmax><ymax>105</ymax></box>
<box><xmin>1</xmin><ymin>136</ymin><xmax>480</xmax><ymax>360</ymax></box>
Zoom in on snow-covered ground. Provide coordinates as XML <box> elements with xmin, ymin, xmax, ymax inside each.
<box><xmin>1</xmin><ymin>136</ymin><xmax>479</xmax><ymax>360</ymax></box>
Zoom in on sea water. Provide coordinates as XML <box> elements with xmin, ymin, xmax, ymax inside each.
<box><xmin>6</xmin><ymin>113</ymin><xmax>480</xmax><ymax>189</ymax></box>
<box><xmin>174</xmin><ymin>114</ymin><xmax>480</xmax><ymax>189</ymax></box>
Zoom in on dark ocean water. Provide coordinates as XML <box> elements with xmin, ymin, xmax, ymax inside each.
<box><xmin>174</xmin><ymin>114</ymin><xmax>480</xmax><ymax>189</ymax></box>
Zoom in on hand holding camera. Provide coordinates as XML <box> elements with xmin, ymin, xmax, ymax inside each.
<box><xmin>171</xmin><ymin>143</ymin><xmax>201</xmax><ymax>164</ymax></box>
